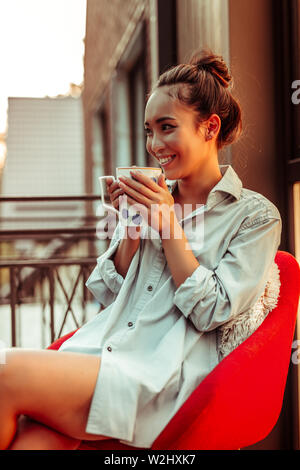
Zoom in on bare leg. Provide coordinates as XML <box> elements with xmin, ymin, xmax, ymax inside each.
<box><xmin>8</xmin><ymin>416</ymin><xmax>81</xmax><ymax>450</ymax></box>
<box><xmin>0</xmin><ymin>348</ymin><xmax>110</xmax><ymax>450</ymax></box>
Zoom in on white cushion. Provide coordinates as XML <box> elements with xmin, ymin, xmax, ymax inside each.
<box><xmin>217</xmin><ymin>261</ymin><xmax>281</xmax><ymax>360</ymax></box>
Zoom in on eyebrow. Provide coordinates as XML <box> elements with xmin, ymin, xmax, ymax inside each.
<box><xmin>144</xmin><ymin>116</ymin><xmax>176</xmax><ymax>127</ymax></box>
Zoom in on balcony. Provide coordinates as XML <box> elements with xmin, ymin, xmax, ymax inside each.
<box><xmin>0</xmin><ymin>194</ymin><xmax>112</xmax><ymax>349</ymax></box>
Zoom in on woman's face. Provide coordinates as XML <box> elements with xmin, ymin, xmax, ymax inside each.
<box><xmin>144</xmin><ymin>86</ymin><xmax>210</xmax><ymax>181</ymax></box>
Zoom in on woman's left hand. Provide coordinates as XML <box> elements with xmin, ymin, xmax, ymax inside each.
<box><xmin>118</xmin><ymin>170</ymin><xmax>175</xmax><ymax>235</ymax></box>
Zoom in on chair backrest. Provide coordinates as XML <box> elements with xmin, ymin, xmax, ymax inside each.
<box><xmin>152</xmin><ymin>251</ymin><xmax>300</xmax><ymax>450</ymax></box>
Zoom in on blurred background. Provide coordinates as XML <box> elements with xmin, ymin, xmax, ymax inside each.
<box><xmin>0</xmin><ymin>0</ymin><xmax>299</xmax><ymax>450</ymax></box>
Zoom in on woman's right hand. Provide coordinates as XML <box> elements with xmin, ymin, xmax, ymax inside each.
<box><xmin>106</xmin><ymin>177</ymin><xmax>124</xmax><ymax>210</ymax></box>
<box><xmin>106</xmin><ymin>175</ymin><xmax>142</xmax><ymax>242</ymax></box>
<box><xmin>108</xmin><ymin>174</ymin><xmax>141</xmax><ymax>275</ymax></box>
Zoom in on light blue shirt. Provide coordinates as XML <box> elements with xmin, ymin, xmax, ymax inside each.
<box><xmin>58</xmin><ymin>165</ymin><xmax>282</xmax><ymax>448</ymax></box>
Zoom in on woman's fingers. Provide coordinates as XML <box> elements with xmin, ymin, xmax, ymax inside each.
<box><xmin>130</xmin><ymin>171</ymin><xmax>161</xmax><ymax>193</ymax></box>
<box><xmin>112</xmin><ymin>187</ymin><xmax>124</xmax><ymax>209</ymax></box>
<box><xmin>118</xmin><ymin>180</ymin><xmax>153</xmax><ymax>207</ymax></box>
<box><xmin>111</xmin><ymin>185</ymin><xmax>122</xmax><ymax>199</ymax></box>
<box><xmin>119</xmin><ymin>175</ymin><xmax>153</xmax><ymax>197</ymax></box>
<box><xmin>105</xmin><ymin>178</ymin><xmax>124</xmax><ymax>209</ymax></box>
<box><xmin>106</xmin><ymin>178</ymin><xmax>118</xmax><ymax>193</ymax></box>
<box><xmin>112</xmin><ymin>190</ymin><xmax>125</xmax><ymax>209</ymax></box>
<box><xmin>106</xmin><ymin>172</ymin><xmax>168</xmax><ymax>214</ymax></box>
<box><xmin>118</xmin><ymin>173</ymin><xmax>159</xmax><ymax>204</ymax></box>
<box><xmin>105</xmin><ymin>176</ymin><xmax>115</xmax><ymax>189</ymax></box>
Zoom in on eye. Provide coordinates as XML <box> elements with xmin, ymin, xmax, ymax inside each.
<box><xmin>144</xmin><ymin>124</ymin><xmax>175</xmax><ymax>137</ymax></box>
<box><xmin>162</xmin><ymin>124</ymin><xmax>174</xmax><ymax>131</ymax></box>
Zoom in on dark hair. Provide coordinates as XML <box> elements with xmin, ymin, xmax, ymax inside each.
<box><xmin>149</xmin><ymin>49</ymin><xmax>242</xmax><ymax>150</ymax></box>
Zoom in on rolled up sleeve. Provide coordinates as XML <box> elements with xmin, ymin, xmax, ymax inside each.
<box><xmin>173</xmin><ymin>215</ymin><xmax>282</xmax><ymax>332</ymax></box>
<box><xmin>86</xmin><ymin>223</ymin><xmax>125</xmax><ymax>307</ymax></box>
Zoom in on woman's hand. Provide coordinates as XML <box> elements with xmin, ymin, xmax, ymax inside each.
<box><xmin>106</xmin><ymin>176</ymin><xmax>124</xmax><ymax>210</ymax></box>
<box><xmin>117</xmin><ymin>170</ymin><xmax>200</xmax><ymax>288</ymax></box>
<box><xmin>106</xmin><ymin>176</ymin><xmax>142</xmax><ymax>241</ymax></box>
<box><xmin>118</xmin><ymin>170</ymin><xmax>176</xmax><ymax>235</ymax></box>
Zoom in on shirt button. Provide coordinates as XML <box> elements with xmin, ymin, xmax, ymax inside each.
<box><xmin>128</xmin><ymin>322</ymin><xmax>133</xmax><ymax>327</ymax></box>
<box><xmin>147</xmin><ymin>285</ymin><xmax>153</xmax><ymax>292</ymax></box>
<box><xmin>107</xmin><ymin>346</ymin><xmax>112</xmax><ymax>352</ymax></box>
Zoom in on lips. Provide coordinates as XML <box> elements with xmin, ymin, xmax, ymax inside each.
<box><xmin>157</xmin><ymin>155</ymin><xmax>176</xmax><ymax>166</ymax></box>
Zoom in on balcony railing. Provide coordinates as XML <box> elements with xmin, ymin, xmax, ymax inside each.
<box><xmin>0</xmin><ymin>195</ymin><xmax>110</xmax><ymax>348</ymax></box>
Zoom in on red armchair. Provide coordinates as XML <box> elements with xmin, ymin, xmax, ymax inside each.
<box><xmin>48</xmin><ymin>250</ymin><xmax>300</xmax><ymax>450</ymax></box>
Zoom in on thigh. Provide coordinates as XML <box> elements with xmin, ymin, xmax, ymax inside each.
<box><xmin>2</xmin><ymin>348</ymin><xmax>107</xmax><ymax>441</ymax></box>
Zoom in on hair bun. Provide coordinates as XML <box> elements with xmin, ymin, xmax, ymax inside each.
<box><xmin>153</xmin><ymin>48</ymin><xmax>242</xmax><ymax>150</ymax></box>
<box><xmin>189</xmin><ymin>49</ymin><xmax>232</xmax><ymax>88</ymax></box>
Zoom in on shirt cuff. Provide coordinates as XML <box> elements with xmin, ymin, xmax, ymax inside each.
<box><xmin>173</xmin><ymin>264</ymin><xmax>214</xmax><ymax>318</ymax></box>
<box><xmin>98</xmin><ymin>239</ymin><xmax>124</xmax><ymax>293</ymax></box>
<box><xmin>86</xmin><ymin>239</ymin><xmax>124</xmax><ymax>295</ymax></box>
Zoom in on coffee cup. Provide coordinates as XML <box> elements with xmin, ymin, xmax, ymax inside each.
<box><xmin>98</xmin><ymin>166</ymin><xmax>162</xmax><ymax>227</ymax></box>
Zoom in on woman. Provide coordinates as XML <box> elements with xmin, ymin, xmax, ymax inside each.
<box><xmin>0</xmin><ymin>50</ymin><xmax>281</xmax><ymax>450</ymax></box>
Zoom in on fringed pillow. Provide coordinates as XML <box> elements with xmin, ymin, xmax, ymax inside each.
<box><xmin>217</xmin><ymin>260</ymin><xmax>281</xmax><ymax>361</ymax></box>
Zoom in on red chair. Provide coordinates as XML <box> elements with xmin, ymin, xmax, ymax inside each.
<box><xmin>48</xmin><ymin>251</ymin><xmax>300</xmax><ymax>450</ymax></box>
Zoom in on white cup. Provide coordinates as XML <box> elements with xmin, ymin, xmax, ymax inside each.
<box><xmin>98</xmin><ymin>166</ymin><xmax>162</xmax><ymax>227</ymax></box>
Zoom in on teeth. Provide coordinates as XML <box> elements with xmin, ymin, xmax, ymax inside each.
<box><xmin>159</xmin><ymin>155</ymin><xmax>174</xmax><ymax>164</ymax></box>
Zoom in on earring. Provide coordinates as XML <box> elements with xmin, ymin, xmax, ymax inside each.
<box><xmin>206</xmin><ymin>133</ymin><xmax>213</xmax><ymax>141</ymax></box>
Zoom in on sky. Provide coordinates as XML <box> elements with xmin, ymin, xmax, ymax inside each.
<box><xmin>0</xmin><ymin>0</ymin><xmax>87</xmax><ymax>134</ymax></box>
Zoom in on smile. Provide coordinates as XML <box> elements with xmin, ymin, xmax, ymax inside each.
<box><xmin>158</xmin><ymin>155</ymin><xmax>176</xmax><ymax>167</ymax></box>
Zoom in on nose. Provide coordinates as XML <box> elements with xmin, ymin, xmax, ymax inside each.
<box><xmin>149</xmin><ymin>133</ymin><xmax>165</xmax><ymax>155</ymax></box>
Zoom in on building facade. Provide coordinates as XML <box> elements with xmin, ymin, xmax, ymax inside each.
<box><xmin>82</xmin><ymin>0</ymin><xmax>300</xmax><ymax>449</ymax></box>
<box><xmin>2</xmin><ymin>96</ymin><xmax>85</xmax><ymax>210</ymax></box>
<box><xmin>0</xmin><ymin>96</ymin><xmax>93</xmax><ymax>348</ymax></box>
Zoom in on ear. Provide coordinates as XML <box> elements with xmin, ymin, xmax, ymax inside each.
<box><xmin>206</xmin><ymin>114</ymin><xmax>221</xmax><ymax>141</ymax></box>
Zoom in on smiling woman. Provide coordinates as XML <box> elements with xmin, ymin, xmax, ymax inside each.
<box><xmin>143</xmin><ymin>94</ymin><xmax>221</xmax><ymax>205</ymax></box>
<box><xmin>0</xmin><ymin>49</ymin><xmax>282</xmax><ymax>450</ymax></box>
<box><xmin>142</xmin><ymin>50</ymin><xmax>242</xmax><ymax>206</ymax></box>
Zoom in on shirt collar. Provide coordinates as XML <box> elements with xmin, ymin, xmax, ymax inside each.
<box><xmin>166</xmin><ymin>164</ymin><xmax>242</xmax><ymax>204</ymax></box>
<box><xmin>209</xmin><ymin>165</ymin><xmax>242</xmax><ymax>201</ymax></box>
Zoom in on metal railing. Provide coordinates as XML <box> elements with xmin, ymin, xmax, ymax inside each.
<box><xmin>1</xmin><ymin>258</ymin><xmax>98</xmax><ymax>346</ymax></box>
<box><xmin>0</xmin><ymin>195</ymin><xmax>109</xmax><ymax>347</ymax></box>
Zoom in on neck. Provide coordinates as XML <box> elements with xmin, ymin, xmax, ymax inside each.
<box><xmin>176</xmin><ymin>156</ymin><xmax>223</xmax><ymax>205</ymax></box>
